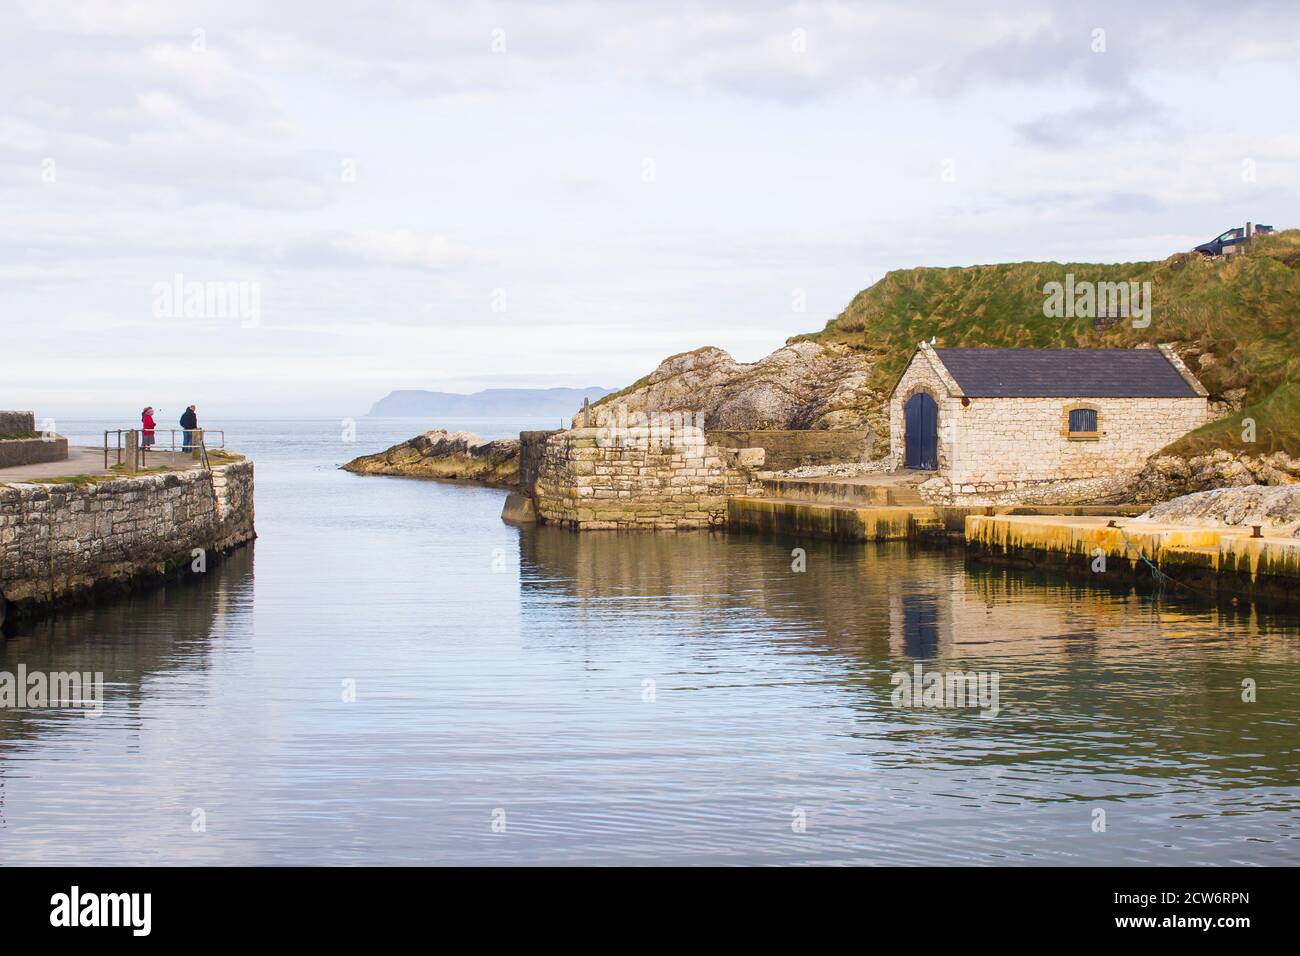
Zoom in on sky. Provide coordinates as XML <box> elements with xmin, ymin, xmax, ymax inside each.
<box><xmin>4</xmin><ymin>0</ymin><xmax>1299</xmax><ymax>420</ymax></box>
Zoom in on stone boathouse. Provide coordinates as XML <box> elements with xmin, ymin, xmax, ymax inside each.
<box><xmin>889</xmin><ymin>343</ymin><xmax>1210</xmax><ymax>501</ymax></box>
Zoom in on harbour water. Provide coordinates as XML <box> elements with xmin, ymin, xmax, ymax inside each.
<box><xmin>1</xmin><ymin>419</ymin><xmax>1297</xmax><ymax>865</ymax></box>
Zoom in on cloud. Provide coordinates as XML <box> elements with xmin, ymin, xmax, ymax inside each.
<box><xmin>1016</xmin><ymin>89</ymin><xmax>1167</xmax><ymax>149</ymax></box>
<box><xmin>331</xmin><ymin>230</ymin><xmax>485</xmax><ymax>269</ymax></box>
<box><xmin>15</xmin><ymin>1</ymin><xmax>1300</xmax><ymax>119</ymax></box>
<box><xmin>6</xmin><ymin>0</ymin><xmax>1300</xmax><ymax>416</ymax></box>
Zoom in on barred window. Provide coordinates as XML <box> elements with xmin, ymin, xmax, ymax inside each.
<box><xmin>1068</xmin><ymin>408</ymin><xmax>1098</xmax><ymax>433</ymax></box>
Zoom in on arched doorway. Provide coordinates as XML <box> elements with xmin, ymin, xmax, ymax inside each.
<box><xmin>904</xmin><ymin>392</ymin><xmax>938</xmax><ymax>470</ymax></box>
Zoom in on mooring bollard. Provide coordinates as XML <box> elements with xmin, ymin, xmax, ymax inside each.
<box><xmin>1251</xmin><ymin>525</ymin><xmax>1263</xmax><ymax>538</ymax></box>
<box><xmin>125</xmin><ymin>429</ymin><xmax>139</xmax><ymax>474</ymax></box>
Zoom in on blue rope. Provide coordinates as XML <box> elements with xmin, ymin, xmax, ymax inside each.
<box><xmin>1109</xmin><ymin>522</ymin><xmax>1249</xmax><ymax>605</ymax></box>
<box><xmin>1114</xmin><ymin>524</ymin><xmax>1169</xmax><ymax>594</ymax></box>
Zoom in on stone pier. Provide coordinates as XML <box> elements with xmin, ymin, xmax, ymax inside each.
<box><xmin>533</xmin><ymin>426</ymin><xmax>763</xmax><ymax>530</ymax></box>
<box><xmin>0</xmin><ymin>459</ymin><xmax>256</xmax><ymax>622</ymax></box>
<box><xmin>966</xmin><ymin>513</ymin><xmax>1300</xmax><ymax>603</ymax></box>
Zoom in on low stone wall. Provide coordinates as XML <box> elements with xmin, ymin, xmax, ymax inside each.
<box><xmin>917</xmin><ymin>471</ymin><xmax>1140</xmax><ymax>507</ymax></box>
<box><xmin>0</xmin><ymin>409</ymin><xmax>68</xmax><ymax>468</ymax></box>
<box><xmin>0</xmin><ymin>411</ymin><xmax>36</xmax><ymax>433</ymax></box>
<box><xmin>534</xmin><ymin>427</ymin><xmax>763</xmax><ymax>530</ymax></box>
<box><xmin>0</xmin><ymin>436</ymin><xmax>69</xmax><ymax>468</ymax></box>
<box><xmin>0</xmin><ymin>460</ymin><xmax>255</xmax><ymax>618</ymax></box>
<box><xmin>707</xmin><ymin>429</ymin><xmax>872</xmax><ymax>470</ymax></box>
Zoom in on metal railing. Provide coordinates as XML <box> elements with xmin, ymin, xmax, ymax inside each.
<box><xmin>104</xmin><ymin>428</ymin><xmax>225</xmax><ymax>470</ymax></box>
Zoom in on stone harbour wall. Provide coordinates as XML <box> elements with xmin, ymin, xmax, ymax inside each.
<box><xmin>519</xmin><ymin>429</ymin><xmax>561</xmax><ymax>494</ymax></box>
<box><xmin>0</xmin><ymin>460</ymin><xmax>255</xmax><ymax>617</ymax></box>
<box><xmin>534</xmin><ymin>427</ymin><xmax>764</xmax><ymax>530</ymax></box>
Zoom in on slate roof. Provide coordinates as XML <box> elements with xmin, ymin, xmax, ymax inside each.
<box><xmin>929</xmin><ymin>348</ymin><xmax>1200</xmax><ymax>398</ymax></box>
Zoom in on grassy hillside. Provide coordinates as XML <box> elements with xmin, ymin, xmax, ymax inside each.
<box><xmin>790</xmin><ymin>230</ymin><xmax>1300</xmax><ymax>456</ymax></box>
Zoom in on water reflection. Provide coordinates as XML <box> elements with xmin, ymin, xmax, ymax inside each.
<box><xmin>1</xmin><ymin>547</ymin><xmax>253</xmax><ymax>728</ymax></box>
<box><xmin>0</xmin><ymin>547</ymin><xmax>254</xmax><ymax>837</ymax></box>
<box><xmin>899</xmin><ymin>594</ymin><xmax>939</xmax><ymax>658</ymax></box>
<box><xmin>518</xmin><ymin>525</ymin><xmax>1300</xmax><ymax>863</ymax></box>
<box><xmin>1</xmin><ymin>460</ymin><xmax>1297</xmax><ymax>864</ymax></box>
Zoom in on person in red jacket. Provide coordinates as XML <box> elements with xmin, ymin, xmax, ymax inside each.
<box><xmin>141</xmin><ymin>407</ymin><xmax>157</xmax><ymax>449</ymax></box>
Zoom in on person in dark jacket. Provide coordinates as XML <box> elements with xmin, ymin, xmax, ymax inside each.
<box><xmin>180</xmin><ymin>405</ymin><xmax>198</xmax><ymax>452</ymax></box>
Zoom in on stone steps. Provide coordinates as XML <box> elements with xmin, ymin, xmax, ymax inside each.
<box><xmin>887</xmin><ymin>486</ymin><xmax>925</xmax><ymax>505</ymax></box>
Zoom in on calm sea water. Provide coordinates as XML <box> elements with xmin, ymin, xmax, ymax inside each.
<box><xmin>1</xmin><ymin>418</ymin><xmax>1298</xmax><ymax>865</ymax></box>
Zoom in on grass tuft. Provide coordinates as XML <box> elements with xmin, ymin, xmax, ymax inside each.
<box><xmin>22</xmin><ymin>464</ymin><xmax>177</xmax><ymax>486</ymax></box>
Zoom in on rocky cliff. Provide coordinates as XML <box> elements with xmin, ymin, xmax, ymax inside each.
<box><xmin>341</xmin><ymin>430</ymin><xmax>520</xmax><ymax>487</ymax></box>
<box><xmin>585</xmin><ymin>342</ymin><xmax>885</xmax><ymax>441</ymax></box>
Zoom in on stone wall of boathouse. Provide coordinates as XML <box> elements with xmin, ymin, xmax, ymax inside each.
<box><xmin>913</xmin><ymin>392</ymin><xmax>1210</xmax><ymax>504</ymax></box>
<box><xmin>533</xmin><ymin>426</ymin><xmax>763</xmax><ymax>530</ymax></box>
<box><xmin>0</xmin><ymin>461</ymin><xmax>255</xmax><ymax>618</ymax></box>
<box><xmin>889</xmin><ymin>343</ymin><xmax>1210</xmax><ymax>505</ymax></box>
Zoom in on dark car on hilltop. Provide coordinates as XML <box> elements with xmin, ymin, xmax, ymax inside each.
<box><xmin>1194</xmin><ymin>223</ymin><xmax>1274</xmax><ymax>257</ymax></box>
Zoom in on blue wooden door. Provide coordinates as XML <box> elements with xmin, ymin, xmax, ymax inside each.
<box><xmin>904</xmin><ymin>393</ymin><xmax>938</xmax><ymax>470</ymax></box>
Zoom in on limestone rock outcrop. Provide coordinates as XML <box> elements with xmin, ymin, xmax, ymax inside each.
<box><xmin>583</xmin><ymin>343</ymin><xmax>884</xmax><ymax>438</ymax></box>
<box><xmin>1138</xmin><ymin>484</ymin><xmax>1300</xmax><ymax>535</ymax></box>
<box><xmin>1133</xmin><ymin>450</ymin><xmax>1300</xmax><ymax>502</ymax></box>
<box><xmin>342</xmin><ymin>429</ymin><xmax>519</xmax><ymax>487</ymax></box>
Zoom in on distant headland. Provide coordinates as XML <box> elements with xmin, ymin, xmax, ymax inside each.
<box><xmin>365</xmin><ymin>386</ymin><xmax>614</xmax><ymax>418</ymax></box>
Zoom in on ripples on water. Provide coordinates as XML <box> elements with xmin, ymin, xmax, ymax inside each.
<box><xmin>1</xmin><ymin>419</ymin><xmax>1298</xmax><ymax>864</ymax></box>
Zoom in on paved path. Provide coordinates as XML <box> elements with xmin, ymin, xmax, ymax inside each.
<box><xmin>0</xmin><ymin>446</ymin><xmax>204</xmax><ymax>483</ymax></box>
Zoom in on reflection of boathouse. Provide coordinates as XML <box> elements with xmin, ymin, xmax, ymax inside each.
<box><xmin>516</xmin><ymin>523</ymin><xmax>1227</xmax><ymax>664</ymax></box>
